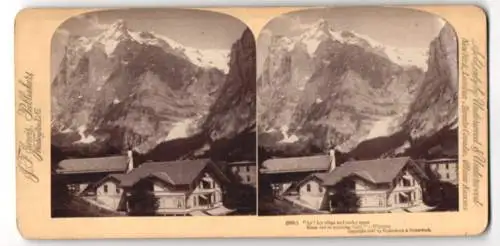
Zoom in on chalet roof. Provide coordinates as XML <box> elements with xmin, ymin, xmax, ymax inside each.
<box><xmin>226</xmin><ymin>161</ymin><xmax>256</xmax><ymax>166</ymax></box>
<box><xmin>296</xmin><ymin>172</ymin><xmax>330</xmax><ymax>188</ymax></box>
<box><xmin>260</xmin><ymin>155</ymin><xmax>331</xmax><ymax>174</ymax></box>
<box><xmin>84</xmin><ymin>173</ymin><xmax>127</xmax><ymax>193</ymax></box>
<box><xmin>107</xmin><ymin>173</ymin><xmax>127</xmax><ymax>182</ymax></box>
<box><xmin>311</xmin><ymin>172</ymin><xmax>330</xmax><ymax>181</ymax></box>
<box><xmin>56</xmin><ymin>156</ymin><xmax>128</xmax><ymax>174</ymax></box>
<box><xmin>424</xmin><ymin>158</ymin><xmax>458</xmax><ymax>164</ymax></box>
<box><xmin>322</xmin><ymin>157</ymin><xmax>426</xmax><ymax>186</ymax></box>
<box><xmin>119</xmin><ymin>159</ymin><xmax>228</xmax><ymax>187</ymax></box>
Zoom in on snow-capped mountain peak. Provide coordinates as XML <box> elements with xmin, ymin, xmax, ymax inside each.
<box><xmin>152</xmin><ymin>32</ymin><xmax>230</xmax><ymax>73</ymax></box>
<box><xmin>297</xmin><ymin>19</ymin><xmax>333</xmax><ymax>54</ymax></box>
<box><xmin>270</xmin><ymin>19</ymin><xmax>429</xmax><ymax>70</ymax></box>
<box><xmin>104</xmin><ymin>19</ymin><xmax>129</xmax><ymax>38</ymax></box>
<box><xmin>65</xmin><ymin>19</ymin><xmax>230</xmax><ymax>72</ymax></box>
<box><xmin>132</xmin><ymin>30</ymin><xmax>230</xmax><ymax>73</ymax></box>
<box><xmin>94</xmin><ymin>19</ymin><xmax>131</xmax><ymax>55</ymax></box>
<box><xmin>259</xmin><ymin>22</ymin><xmax>456</xmax><ymax>159</ymax></box>
<box><xmin>309</xmin><ymin>18</ymin><xmax>331</xmax><ymax>35</ymax></box>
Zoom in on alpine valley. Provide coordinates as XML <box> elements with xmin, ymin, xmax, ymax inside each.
<box><xmin>258</xmin><ymin>19</ymin><xmax>458</xmax><ymax>160</ymax></box>
<box><xmin>51</xmin><ymin>20</ymin><xmax>256</xmax><ymax>163</ymax></box>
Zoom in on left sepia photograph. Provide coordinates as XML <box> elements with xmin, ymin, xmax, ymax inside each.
<box><xmin>50</xmin><ymin>9</ymin><xmax>257</xmax><ymax>217</ymax></box>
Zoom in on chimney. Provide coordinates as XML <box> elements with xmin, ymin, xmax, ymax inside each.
<box><xmin>328</xmin><ymin>147</ymin><xmax>337</xmax><ymax>173</ymax></box>
<box><xmin>126</xmin><ymin>149</ymin><xmax>134</xmax><ymax>173</ymax></box>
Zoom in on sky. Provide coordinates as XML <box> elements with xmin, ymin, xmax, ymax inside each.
<box><xmin>51</xmin><ymin>9</ymin><xmax>248</xmax><ymax>78</ymax></box>
<box><xmin>257</xmin><ymin>6</ymin><xmax>449</xmax><ymax>75</ymax></box>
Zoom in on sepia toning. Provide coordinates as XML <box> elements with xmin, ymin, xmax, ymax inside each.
<box><xmin>50</xmin><ymin>9</ymin><xmax>257</xmax><ymax>217</ymax></box>
<box><xmin>257</xmin><ymin>7</ymin><xmax>458</xmax><ymax>215</ymax></box>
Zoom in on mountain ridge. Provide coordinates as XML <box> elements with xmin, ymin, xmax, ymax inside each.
<box><xmin>58</xmin><ymin>19</ymin><xmax>230</xmax><ymax>73</ymax></box>
<box><xmin>258</xmin><ymin>20</ymin><xmax>457</xmax><ymax>160</ymax></box>
<box><xmin>52</xmin><ymin>22</ymin><xmax>253</xmax><ymax>158</ymax></box>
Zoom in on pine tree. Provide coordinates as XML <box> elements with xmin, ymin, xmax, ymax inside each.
<box><xmin>127</xmin><ymin>180</ymin><xmax>159</xmax><ymax>216</ymax></box>
<box><xmin>329</xmin><ymin>180</ymin><xmax>360</xmax><ymax>213</ymax></box>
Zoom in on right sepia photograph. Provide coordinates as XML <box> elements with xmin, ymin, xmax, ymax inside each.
<box><xmin>257</xmin><ymin>7</ymin><xmax>458</xmax><ymax>215</ymax></box>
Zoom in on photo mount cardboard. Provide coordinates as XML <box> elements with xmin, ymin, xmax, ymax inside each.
<box><xmin>15</xmin><ymin>5</ymin><xmax>489</xmax><ymax>239</ymax></box>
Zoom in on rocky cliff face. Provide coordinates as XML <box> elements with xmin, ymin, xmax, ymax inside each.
<box><xmin>403</xmin><ymin>23</ymin><xmax>458</xmax><ymax>139</ymax></box>
<box><xmin>51</xmin><ymin>20</ymin><xmax>253</xmax><ymax>159</ymax></box>
<box><xmin>200</xmin><ymin>28</ymin><xmax>257</xmax><ymax>161</ymax></box>
<box><xmin>137</xmin><ymin>28</ymin><xmax>257</xmax><ymax>163</ymax></box>
<box><xmin>258</xmin><ymin>20</ymin><xmax>458</xmax><ymax>160</ymax></box>
<box><xmin>203</xmin><ymin>29</ymin><xmax>256</xmax><ymax>141</ymax></box>
<box><xmin>395</xmin><ymin>23</ymin><xmax>458</xmax><ymax>159</ymax></box>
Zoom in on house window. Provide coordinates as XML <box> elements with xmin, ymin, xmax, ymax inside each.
<box><xmin>246</xmin><ymin>166</ymin><xmax>250</xmax><ymax>172</ymax></box>
<box><xmin>201</xmin><ymin>180</ymin><xmax>211</xmax><ymax>189</ymax></box>
<box><xmin>398</xmin><ymin>191</ymin><xmax>412</xmax><ymax>203</ymax></box>
<box><xmin>319</xmin><ymin>186</ymin><xmax>323</xmax><ymax>193</ymax></box>
<box><xmin>103</xmin><ymin>184</ymin><xmax>108</xmax><ymax>193</ymax></box>
<box><xmin>177</xmin><ymin>199</ymin><xmax>183</xmax><ymax>208</ymax></box>
<box><xmin>198</xmin><ymin>194</ymin><xmax>210</xmax><ymax>206</ymax></box>
<box><xmin>446</xmin><ymin>163</ymin><xmax>449</xmax><ymax>169</ymax></box>
<box><xmin>446</xmin><ymin>173</ymin><xmax>450</xmax><ymax>179</ymax></box>
<box><xmin>246</xmin><ymin>176</ymin><xmax>251</xmax><ymax>182</ymax></box>
<box><xmin>402</xmin><ymin>177</ymin><xmax>411</xmax><ymax>187</ymax></box>
<box><xmin>116</xmin><ymin>187</ymin><xmax>120</xmax><ymax>194</ymax></box>
<box><xmin>306</xmin><ymin>184</ymin><xmax>311</xmax><ymax>192</ymax></box>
